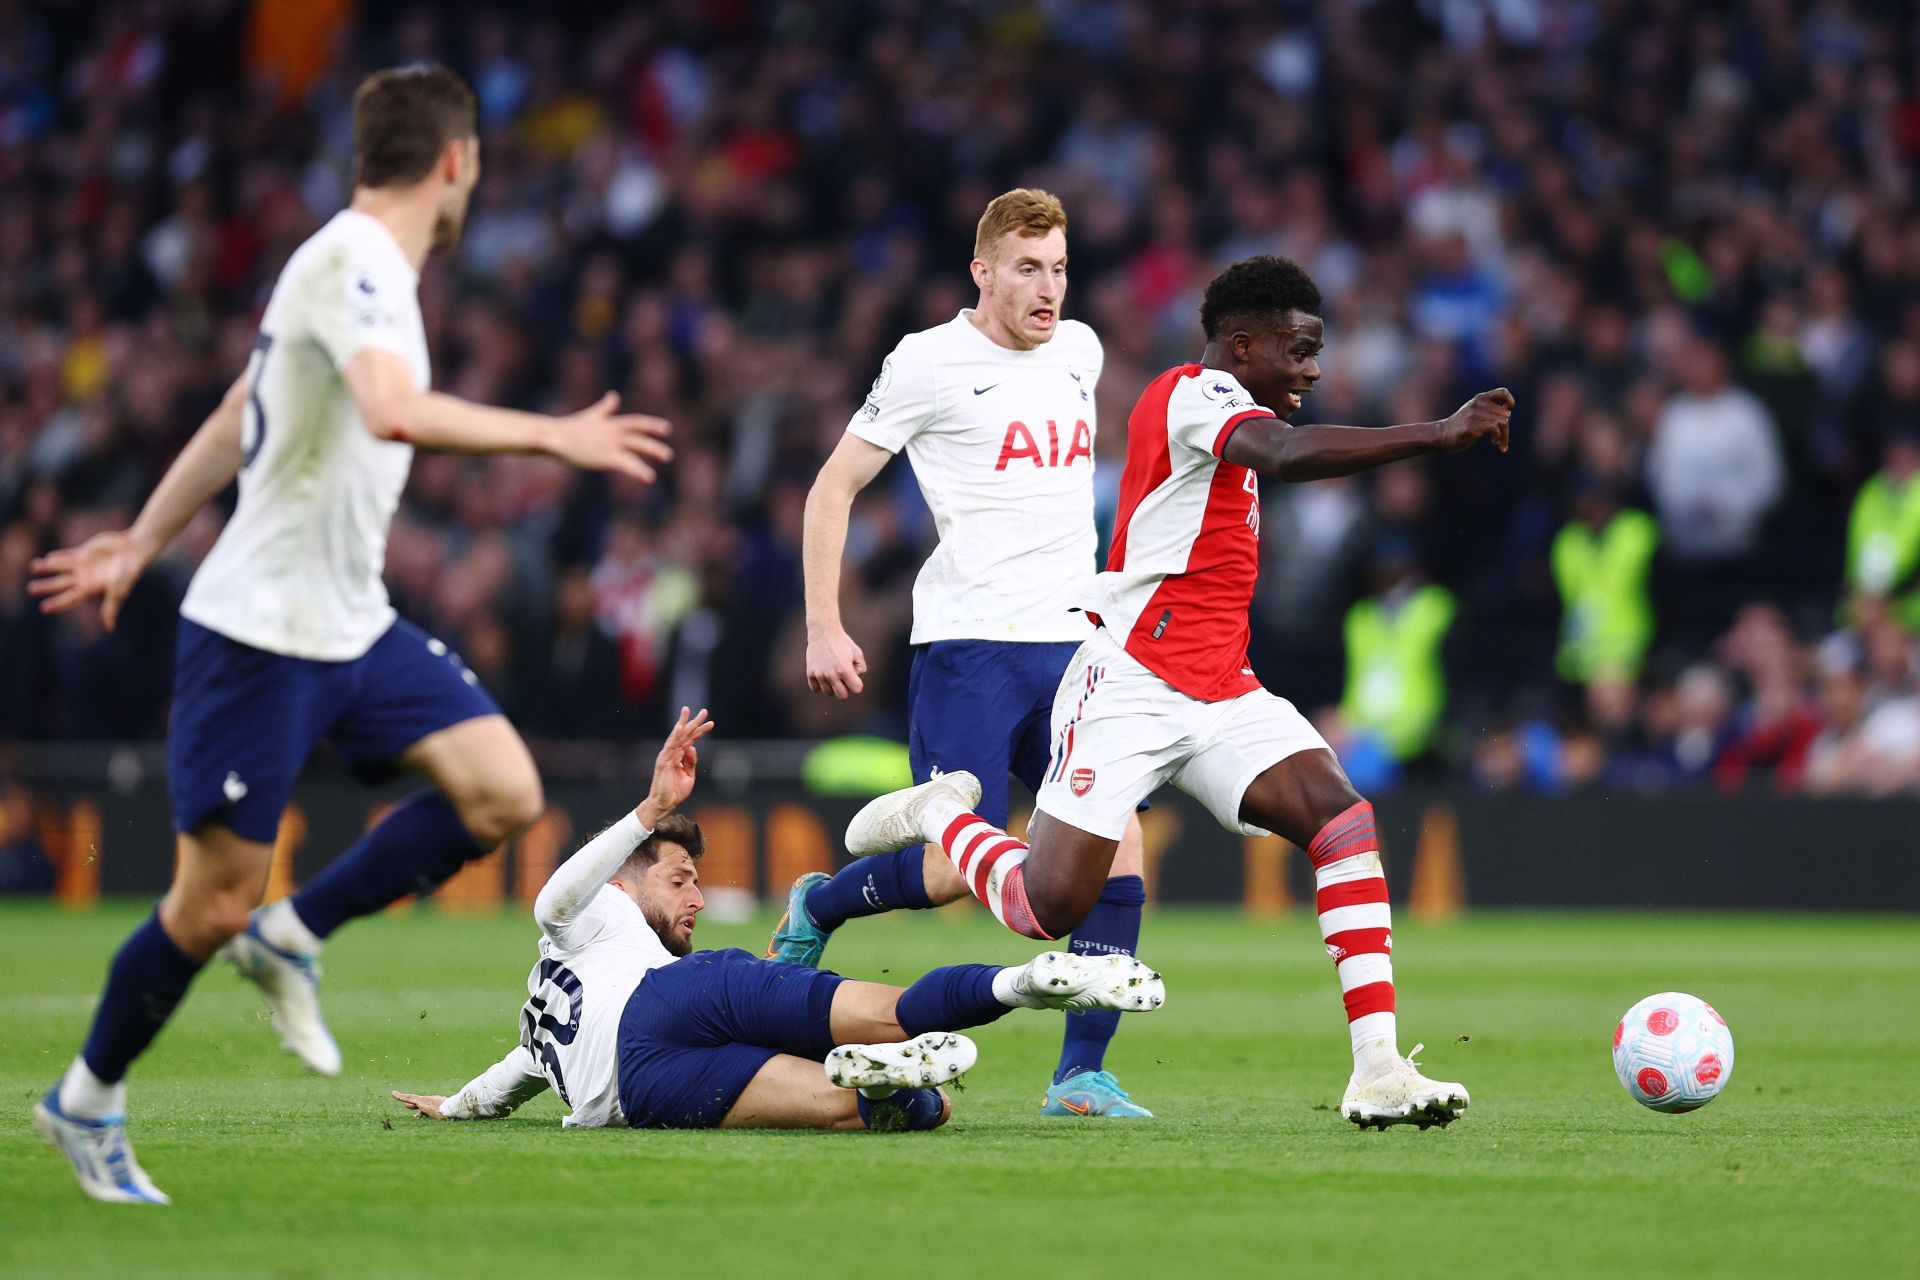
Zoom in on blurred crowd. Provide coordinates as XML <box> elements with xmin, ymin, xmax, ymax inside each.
<box><xmin>3</xmin><ymin>0</ymin><xmax>1920</xmax><ymax>799</ymax></box>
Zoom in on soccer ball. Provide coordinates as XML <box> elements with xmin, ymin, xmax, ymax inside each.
<box><xmin>1612</xmin><ymin>992</ymin><xmax>1734</xmax><ymax>1113</ymax></box>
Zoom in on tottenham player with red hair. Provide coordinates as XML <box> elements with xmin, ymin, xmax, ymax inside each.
<box><xmin>772</xmin><ymin>190</ymin><xmax>1155</xmax><ymax>1119</ymax></box>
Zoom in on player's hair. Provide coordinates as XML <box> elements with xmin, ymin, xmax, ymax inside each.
<box><xmin>1200</xmin><ymin>255</ymin><xmax>1323</xmax><ymax>339</ymax></box>
<box><xmin>973</xmin><ymin>188</ymin><xmax>1068</xmax><ymax>261</ymax></box>
<box><xmin>351</xmin><ymin>64</ymin><xmax>477</xmax><ymax>190</ymax></box>
<box><xmin>614</xmin><ymin>812</ymin><xmax>706</xmax><ymax>882</ymax></box>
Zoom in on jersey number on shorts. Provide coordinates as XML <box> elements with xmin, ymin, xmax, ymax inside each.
<box><xmin>519</xmin><ymin>958</ymin><xmax>583</xmax><ymax>1107</ymax></box>
<box><xmin>242</xmin><ymin>332</ymin><xmax>274</xmax><ymax>469</ymax></box>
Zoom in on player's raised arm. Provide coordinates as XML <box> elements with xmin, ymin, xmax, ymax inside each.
<box><xmin>1224</xmin><ymin>388</ymin><xmax>1514</xmax><ymax>483</ymax></box>
<box><xmin>343</xmin><ymin>348</ymin><xmax>673</xmax><ymax>482</ymax></box>
<box><xmin>802</xmin><ymin>432</ymin><xmax>892</xmax><ymax>699</ymax></box>
<box><xmin>27</xmin><ymin>369</ymin><xmax>250</xmax><ymax>629</ymax></box>
<box><xmin>532</xmin><ymin>708</ymin><xmax>714</xmax><ymax>931</ymax></box>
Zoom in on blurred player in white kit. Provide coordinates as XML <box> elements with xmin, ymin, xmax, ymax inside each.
<box><xmin>30</xmin><ymin>65</ymin><xmax>672</xmax><ymax>1204</ymax></box>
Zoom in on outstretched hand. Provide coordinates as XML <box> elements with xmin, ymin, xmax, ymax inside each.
<box><xmin>550</xmin><ymin>391</ymin><xmax>674</xmax><ymax>483</ymax></box>
<box><xmin>391</xmin><ymin>1091</ymin><xmax>449</xmax><ymax>1120</ymax></box>
<box><xmin>1435</xmin><ymin>387</ymin><xmax>1514</xmax><ymax>454</ymax></box>
<box><xmin>639</xmin><ymin>706</ymin><xmax>714</xmax><ymax>825</ymax></box>
<box><xmin>27</xmin><ymin>529</ymin><xmax>153</xmax><ymax>630</ymax></box>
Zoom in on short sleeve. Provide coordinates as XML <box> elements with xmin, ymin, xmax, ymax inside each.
<box><xmin>1065</xmin><ymin>320</ymin><xmax>1104</xmax><ymax>383</ymax></box>
<box><xmin>846</xmin><ymin>335</ymin><xmax>939</xmax><ymax>453</ymax></box>
<box><xmin>1170</xmin><ymin>368</ymin><xmax>1278</xmax><ymax>458</ymax></box>
<box><xmin>305</xmin><ymin>246</ymin><xmax>417</xmax><ymax>373</ymax></box>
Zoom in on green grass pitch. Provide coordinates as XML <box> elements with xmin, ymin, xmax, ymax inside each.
<box><xmin>2</xmin><ymin>903</ymin><xmax>1915</xmax><ymax>1279</ymax></box>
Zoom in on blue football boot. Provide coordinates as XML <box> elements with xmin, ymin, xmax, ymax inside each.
<box><xmin>764</xmin><ymin>871</ymin><xmax>834</xmax><ymax>967</ymax></box>
<box><xmin>1041</xmin><ymin>1068</ymin><xmax>1154</xmax><ymax>1118</ymax></box>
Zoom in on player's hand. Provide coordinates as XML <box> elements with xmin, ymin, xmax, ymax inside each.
<box><xmin>1434</xmin><ymin>388</ymin><xmax>1513</xmax><ymax>454</ymax></box>
<box><xmin>548</xmin><ymin>392</ymin><xmax>673</xmax><ymax>483</ymax></box>
<box><xmin>806</xmin><ymin>625</ymin><xmax>867</xmax><ymax>699</ymax></box>
<box><xmin>27</xmin><ymin>528</ymin><xmax>153</xmax><ymax>630</ymax></box>
<box><xmin>640</xmin><ymin>706</ymin><xmax>714</xmax><ymax>823</ymax></box>
<box><xmin>391</xmin><ymin>1091</ymin><xmax>449</xmax><ymax>1120</ymax></box>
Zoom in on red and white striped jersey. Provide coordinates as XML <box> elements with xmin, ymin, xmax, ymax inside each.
<box><xmin>1081</xmin><ymin>363</ymin><xmax>1278</xmax><ymax>702</ymax></box>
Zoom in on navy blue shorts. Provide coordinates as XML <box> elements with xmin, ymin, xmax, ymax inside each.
<box><xmin>168</xmin><ymin>617</ymin><xmax>500</xmax><ymax>843</ymax></box>
<box><xmin>908</xmin><ymin>639</ymin><xmax>1082</xmax><ymax>828</ymax></box>
<box><xmin>617</xmin><ymin>949</ymin><xmax>846</xmax><ymax>1129</ymax></box>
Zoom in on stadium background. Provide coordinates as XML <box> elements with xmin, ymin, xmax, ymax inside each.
<box><xmin>2</xmin><ymin>7</ymin><xmax>1918</xmax><ymax>1279</ymax></box>
<box><xmin>4</xmin><ymin>0</ymin><xmax>1920</xmax><ymax>910</ymax></box>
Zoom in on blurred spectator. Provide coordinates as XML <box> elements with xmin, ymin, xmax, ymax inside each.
<box><xmin>1711</xmin><ymin>604</ymin><xmax>1821</xmax><ymax>792</ymax></box>
<box><xmin>1843</xmin><ymin>426</ymin><xmax>1920</xmax><ymax>630</ymax></box>
<box><xmin>0</xmin><ymin>778</ymin><xmax>54</xmax><ymax>896</ymax></box>
<box><xmin>0</xmin><ymin>522</ymin><xmax>54</xmax><ymax>738</ymax></box>
<box><xmin>1625</xmin><ymin>664</ymin><xmax>1736</xmax><ymax>792</ymax></box>
<box><xmin>1804</xmin><ymin>635</ymin><xmax>1920</xmax><ymax>797</ymax></box>
<box><xmin>1644</xmin><ymin>333</ymin><xmax>1786</xmax><ymax>564</ymax></box>
<box><xmin>1339</xmin><ymin>540</ymin><xmax>1455</xmax><ymax>766</ymax></box>
<box><xmin>590</xmin><ymin>513</ymin><xmax>698</xmax><ymax>718</ymax></box>
<box><xmin>1551</xmin><ymin>478</ymin><xmax>1659</xmax><ymax>687</ymax></box>
<box><xmin>523</xmin><ymin>566</ymin><xmax>624</xmax><ymax>739</ymax></box>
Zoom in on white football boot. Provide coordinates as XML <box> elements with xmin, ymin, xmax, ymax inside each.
<box><xmin>1340</xmin><ymin>1044</ymin><xmax>1469</xmax><ymax>1130</ymax></box>
<box><xmin>1007</xmin><ymin>951</ymin><xmax>1167</xmax><ymax>1012</ymax></box>
<box><xmin>843</xmin><ymin>770</ymin><xmax>982</xmax><ymax>856</ymax></box>
<box><xmin>34</xmin><ymin>1089</ymin><xmax>170</xmax><ymax>1205</ymax></box>
<box><xmin>825</xmin><ymin>1032</ymin><xmax>979</xmax><ymax>1093</ymax></box>
<box><xmin>225</xmin><ymin>921</ymin><xmax>343</xmax><ymax>1077</ymax></box>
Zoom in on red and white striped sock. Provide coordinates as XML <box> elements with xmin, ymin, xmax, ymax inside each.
<box><xmin>934</xmin><ymin>810</ymin><xmax>1055</xmax><ymax>940</ymax></box>
<box><xmin>1307</xmin><ymin>801</ymin><xmax>1399</xmax><ymax>1074</ymax></box>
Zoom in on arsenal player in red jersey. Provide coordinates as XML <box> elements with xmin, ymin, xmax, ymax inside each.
<box><xmin>846</xmin><ymin>255</ymin><xmax>1512</xmax><ymax>1128</ymax></box>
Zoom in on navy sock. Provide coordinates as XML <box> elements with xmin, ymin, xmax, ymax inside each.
<box><xmin>289</xmin><ymin>792</ymin><xmax>483</xmax><ymax>939</ymax></box>
<box><xmin>895</xmin><ymin>963</ymin><xmax>1009</xmax><ymax>1037</ymax></box>
<box><xmin>857</xmin><ymin>1086</ymin><xmax>948</xmax><ymax>1131</ymax></box>
<box><xmin>1055</xmin><ymin>875</ymin><xmax>1145</xmax><ymax>1084</ymax></box>
<box><xmin>80</xmin><ymin>911</ymin><xmax>206</xmax><ymax>1084</ymax></box>
<box><xmin>803</xmin><ymin>849</ymin><xmax>932</xmax><ymax>933</ymax></box>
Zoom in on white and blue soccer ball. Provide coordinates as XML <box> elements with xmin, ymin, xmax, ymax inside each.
<box><xmin>1612</xmin><ymin>992</ymin><xmax>1734</xmax><ymax>1113</ymax></box>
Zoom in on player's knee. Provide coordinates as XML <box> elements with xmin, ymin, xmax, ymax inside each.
<box><xmin>501</xmin><ymin>772</ymin><xmax>547</xmax><ymax>834</ymax></box>
<box><xmin>1309</xmin><ymin>784</ymin><xmax>1369</xmax><ymax>838</ymax></box>
<box><xmin>205</xmin><ymin>899</ymin><xmax>254</xmax><ymax>944</ymax></box>
<box><xmin>161</xmin><ymin>890</ymin><xmax>253</xmax><ymax>955</ymax></box>
<box><xmin>459</xmin><ymin>769</ymin><xmax>545</xmax><ymax>847</ymax></box>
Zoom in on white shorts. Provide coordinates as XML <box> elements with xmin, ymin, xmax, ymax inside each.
<box><xmin>1033</xmin><ymin>628</ymin><xmax>1331</xmax><ymax>840</ymax></box>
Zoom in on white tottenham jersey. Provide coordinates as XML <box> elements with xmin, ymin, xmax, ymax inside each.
<box><xmin>849</xmin><ymin>310</ymin><xmax>1103</xmax><ymax>644</ymax></box>
<box><xmin>179</xmin><ymin>209</ymin><xmax>426</xmax><ymax>660</ymax></box>
<box><xmin>512</xmin><ymin>883</ymin><xmax>678</xmax><ymax>1128</ymax></box>
<box><xmin>442</xmin><ymin>814</ymin><xmax>678</xmax><ymax>1129</ymax></box>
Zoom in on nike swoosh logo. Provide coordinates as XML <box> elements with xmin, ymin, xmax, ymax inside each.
<box><xmin>1058</xmin><ymin>1097</ymin><xmax>1091</xmax><ymax>1114</ymax></box>
<box><xmin>973</xmin><ymin>384</ymin><xmax>998</xmax><ymax>395</ymax></box>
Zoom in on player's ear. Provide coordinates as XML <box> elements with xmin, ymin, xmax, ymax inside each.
<box><xmin>969</xmin><ymin>257</ymin><xmax>990</xmax><ymax>291</ymax></box>
<box><xmin>441</xmin><ymin>137</ymin><xmax>467</xmax><ymax>185</ymax></box>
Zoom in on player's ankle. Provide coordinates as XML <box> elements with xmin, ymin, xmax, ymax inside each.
<box><xmin>992</xmin><ymin>963</ymin><xmax>1045</xmax><ymax>1009</ymax></box>
<box><xmin>1352</xmin><ymin>1035</ymin><xmax>1401</xmax><ymax>1080</ymax></box>
<box><xmin>58</xmin><ymin>1057</ymin><xmax>126</xmax><ymax>1121</ymax></box>
<box><xmin>919</xmin><ymin>793</ymin><xmax>971</xmax><ymax>843</ymax></box>
<box><xmin>256</xmin><ymin>899</ymin><xmax>323</xmax><ymax>956</ymax></box>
